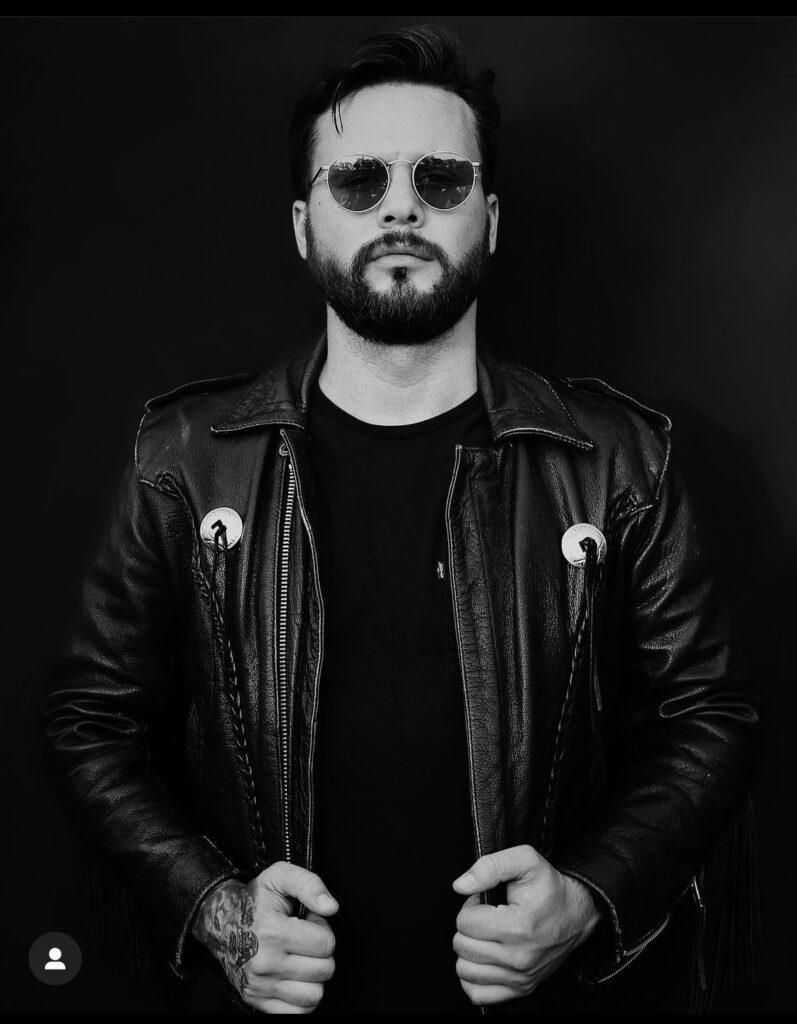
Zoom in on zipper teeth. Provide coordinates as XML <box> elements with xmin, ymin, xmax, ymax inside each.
<box><xmin>595</xmin><ymin>913</ymin><xmax>671</xmax><ymax>984</ymax></box>
<box><xmin>277</xmin><ymin>430</ymin><xmax>326</xmax><ymax>888</ymax></box>
<box><xmin>279</xmin><ymin>445</ymin><xmax>296</xmax><ymax>863</ymax></box>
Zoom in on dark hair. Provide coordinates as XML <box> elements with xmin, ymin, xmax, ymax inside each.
<box><xmin>288</xmin><ymin>24</ymin><xmax>500</xmax><ymax>200</ymax></box>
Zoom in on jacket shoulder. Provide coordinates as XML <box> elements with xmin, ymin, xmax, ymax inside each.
<box><xmin>555</xmin><ymin>375</ymin><xmax>673</xmax><ymax>506</ymax></box>
<box><xmin>135</xmin><ymin>370</ymin><xmax>259</xmax><ymax>484</ymax></box>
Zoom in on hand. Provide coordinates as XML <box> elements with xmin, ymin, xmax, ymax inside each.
<box><xmin>451</xmin><ymin>844</ymin><xmax>601</xmax><ymax>1007</ymax></box>
<box><xmin>192</xmin><ymin>861</ymin><xmax>338</xmax><ymax>1014</ymax></box>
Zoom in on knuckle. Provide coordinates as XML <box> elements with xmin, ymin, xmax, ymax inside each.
<box><xmin>509</xmin><ymin>946</ymin><xmax>534</xmax><ymax>973</ymax></box>
<box><xmin>507</xmin><ymin>917</ymin><xmax>531</xmax><ymax>943</ymax></box>
<box><xmin>260</xmin><ymin>912</ymin><xmax>288</xmax><ymax>943</ymax></box>
<box><xmin>263</xmin><ymin>860</ymin><xmax>288</xmax><ymax>880</ymax></box>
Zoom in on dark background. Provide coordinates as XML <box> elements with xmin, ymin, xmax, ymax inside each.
<box><xmin>2</xmin><ymin>15</ymin><xmax>795</xmax><ymax>1014</ymax></box>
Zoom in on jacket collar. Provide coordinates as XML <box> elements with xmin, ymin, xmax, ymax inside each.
<box><xmin>211</xmin><ymin>333</ymin><xmax>594</xmax><ymax>451</ymax></box>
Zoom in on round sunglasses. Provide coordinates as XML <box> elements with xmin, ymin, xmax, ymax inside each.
<box><xmin>309</xmin><ymin>151</ymin><xmax>481</xmax><ymax>213</ymax></box>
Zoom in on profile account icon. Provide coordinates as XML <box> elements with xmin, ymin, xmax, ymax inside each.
<box><xmin>29</xmin><ymin>932</ymin><xmax>81</xmax><ymax>985</ymax></box>
<box><xmin>45</xmin><ymin>947</ymin><xmax>66</xmax><ymax>971</ymax></box>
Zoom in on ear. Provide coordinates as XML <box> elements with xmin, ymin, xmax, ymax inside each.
<box><xmin>485</xmin><ymin>192</ymin><xmax>499</xmax><ymax>256</ymax></box>
<box><xmin>292</xmin><ymin>199</ymin><xmax>308</xmax><ymax>261</ymax></box>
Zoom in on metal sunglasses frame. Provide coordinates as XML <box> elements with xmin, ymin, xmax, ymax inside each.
<box><xmin>309</xmin><ymin>150</ymin><xmax>482</xmax><ymax>213</ymax></box>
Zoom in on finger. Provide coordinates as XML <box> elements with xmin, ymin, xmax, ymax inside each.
<box><xmin>455</xmin><ymin>956</ymin><xmax>529</xmax><ymax>988</ymax></box>
<box><xmin>453</xmin><ymin>930</ymin><xmax>516</xmax><ymax>968</ymax></box>
<box><xmin>459</xmin><ymin>979</ymin><xmax>521</xmax><ymax>1007</ymax></box>
<box><xmin>277</xmin><ymin>916</ymin><xmax>336</xmax><ymax>959</ymax></box>
<box><xmin>259</xmin><ymin>863</ymin><xmax>339</xmax><ymax>917</ymax></box>
<box><xmin>250</xmin><ymin>997</ymin><xmax>310</xmax><ymax>1014</ymax></box>
<box><xmin>303</xmin><ymin>909</ymin><xmax>330</xmax><ymax>927</ymax></box>
<box><xmin>279</xmin><ymin>953</ymin><xmax>336</xmax><ymax>984</ymax></box>
<box><xmin>453</xmin><ymin>844</ymin><xmax>544</xmax><ymax>896</ymax></box>
<box><xmin>272</xmin><ymin>979</ymin><xmax>325</xmax><ymax>1010</ymax></box>
<box><xmin>456</xmin><ymin>898</ymin><xmax>525</xmax><ymax>943</ymax></box>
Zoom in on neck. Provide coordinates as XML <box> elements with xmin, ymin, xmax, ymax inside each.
<box><xmin>318</xmin><ymin>304</ymin><xmax>479</xmax><ymax>425</ymax></box>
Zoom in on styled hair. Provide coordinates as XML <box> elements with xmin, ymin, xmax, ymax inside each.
<box><xmin>288</xmin><ymin>24</ymin><xmax>500</xmax><ymax>200</ymax></box>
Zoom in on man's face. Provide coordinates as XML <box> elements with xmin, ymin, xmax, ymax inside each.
<box><xmin>292</xmin><ymin>83</ymin><xmax>499</xmax><ymax>345</ymax></box>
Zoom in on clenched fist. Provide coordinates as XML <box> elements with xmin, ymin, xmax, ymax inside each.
<box><xmin>451</xmin><ymin>844</ymin><xmax>601</xmax><ymax>1007</ymax></box>
<box><xmin>192</xmin><ymin>861</ymin><xmax>338</xmax><ymax>1014</ymax></box>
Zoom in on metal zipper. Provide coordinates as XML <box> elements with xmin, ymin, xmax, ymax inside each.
<box><xmin>594</xmin><ymin>912</ymin><xmax>671</xmax><ymax>984</ymax></box>
<box><xmin>444</xmin><ymin>444</ymin><xmax>488</xmax><ymax>1016</ymax></box>
<box><xmin>691</xmin><ymin>873</ymin><xmax>707</xmax><ymax>992</ymax></box>
<box><xmin>277</xmin><ymin>437</ymin><xmax>295</xmax><ymax>863</ymax></box>
<box><xmin>277</xmin><ymin>429</ymin><xmax>327</xmax><ymax>893</ymax></box>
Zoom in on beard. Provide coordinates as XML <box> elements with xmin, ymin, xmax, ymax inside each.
<box><xmin>304</xmin><ymin>217</ymin><xmax>492</xmax><ymax>346</ymax></box>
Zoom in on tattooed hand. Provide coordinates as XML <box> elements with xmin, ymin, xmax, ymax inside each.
<box><xmin>192</xmin><ymin>862</ymin><xmax>338</xmax><ymax>1013</ymax></box>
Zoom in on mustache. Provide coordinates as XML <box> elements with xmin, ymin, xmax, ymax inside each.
<box><xmin>351</xmin><ymin>231</ymin><xmax>449</xmax><ymax>275</ymax></box>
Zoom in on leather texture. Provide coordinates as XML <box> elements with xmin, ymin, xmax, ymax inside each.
<box><xmin>40</xmin><ymin>333</ymin><xmax>760</xmax><ymax>1002</ymax></box>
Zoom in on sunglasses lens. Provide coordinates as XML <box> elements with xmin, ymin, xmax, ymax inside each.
<box><xmin>327</xmin><ymin>156</ymin><xmax>389</xmax><ymax>212</ymax></box>
<box><xmin>414</xmin><ymin>153</ymin><xmax>475</xmax><ymax>210</ymax></box>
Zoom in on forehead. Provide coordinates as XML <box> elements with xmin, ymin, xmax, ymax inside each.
<box><xmin>313</xmin><ymin>83</ymin><xmax>479</xmax><ymax>164</ymax></box>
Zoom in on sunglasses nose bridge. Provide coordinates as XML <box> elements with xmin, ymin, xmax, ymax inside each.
<box><xmin>379</xmin><ymin>159</ymin><xmax>423</xmax><ymax>211</ymax></box>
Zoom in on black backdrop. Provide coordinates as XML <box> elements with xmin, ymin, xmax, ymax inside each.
<box><xmin>3</xmin><ymin>15</ymin><xmax>795</xmax><ymax>1014</ymax></box>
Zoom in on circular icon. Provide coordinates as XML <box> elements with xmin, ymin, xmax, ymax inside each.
<box><xmin>561</xmin><ymin>523</ymin><xmax>607</xmax><ymax>568</ymax></box>
<box><xmin>29</xmin><ymin>932</ymin><xmax>82</xmax><ymax>985</ymax></box>
<box><xmin>199</xmin><ymin>507</ymin><xmax>244</xmax><ymax>551</ymax></box>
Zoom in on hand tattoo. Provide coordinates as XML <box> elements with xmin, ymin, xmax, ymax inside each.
<box><xmin>192</xmin><ymin>880</ymin><xmax>258</xmax><ymax>995</ymax></box>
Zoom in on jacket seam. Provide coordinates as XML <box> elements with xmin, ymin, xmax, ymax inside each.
<box><xmin>169</xmin><ymin>864</ymin><xmax>246</xmax><ymax>979</ymax></box>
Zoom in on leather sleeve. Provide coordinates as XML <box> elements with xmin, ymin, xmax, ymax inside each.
<box><xmin>550</xmin><ymin>443</ymin><xmax>761</xmax><ymax>980</ymax></box>
<box><xmin>39</xmin><ymin>455</ymin><xmax>245</xmax><ymax>979</ymax></box>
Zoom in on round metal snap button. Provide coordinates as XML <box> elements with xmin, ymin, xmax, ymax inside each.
<box><xmin>200</xmin><ymin>507</ymin><xmax>244</xmax><ymax>550</ymax></box>
<box><xmin>561</xmin><ymin>523</ymin><xmax>607</xmax><ymax>567</ymax></box>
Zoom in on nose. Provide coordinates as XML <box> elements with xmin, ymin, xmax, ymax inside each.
<box><xmin>376</xmin><ymin>160</ymin><xmax>427</xmax><ymax>228</ymax></box>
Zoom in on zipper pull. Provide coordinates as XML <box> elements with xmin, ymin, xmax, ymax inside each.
<box><xmin>692</xmin><ymin>874</ymin><xmax>707</xmax><ymax>992</ymax></box>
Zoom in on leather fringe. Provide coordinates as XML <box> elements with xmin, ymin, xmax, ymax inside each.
<box><xmin>80</xmin><ymin>843</ymin><xmax>156</xmax><ymax>979</ymax></box>
<box><xmin>688</xmin><ymin>791</ymin><xmax>762</xmax><ymax>1013</ymax></box>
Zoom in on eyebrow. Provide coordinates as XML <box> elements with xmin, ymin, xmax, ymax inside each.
<box><xmin>326</xmin><ymin>149</ymin><xmax>473</xmax><ymax>163</ymax></box>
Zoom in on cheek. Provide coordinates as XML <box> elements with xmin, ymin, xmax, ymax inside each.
<box><xmin>429</xmin><ymin>205</ymin><xmax>487</xmax><ymax>251</ymax></box>
<box><xmin>309</xmin><ymin>203</ymin><xmax>376</xmax><ymax>258</ymax></box>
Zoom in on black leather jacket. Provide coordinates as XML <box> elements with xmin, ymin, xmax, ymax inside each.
<box><xmin>40</xmin><ymin>334</ymin><xmax>759</xmax><ymax>1011</ymax></box>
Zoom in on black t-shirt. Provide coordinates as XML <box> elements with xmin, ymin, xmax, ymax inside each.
<box><xmin>308</xmin><ymin>378</ymin><xmax>491</xmax><ymax>1015</ymax></box>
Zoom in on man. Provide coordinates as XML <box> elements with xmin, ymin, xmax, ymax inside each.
<box><xmin>41</xmin><ymin>24</ymin><xmax>760</xmax><ymax>1016</ymax></box>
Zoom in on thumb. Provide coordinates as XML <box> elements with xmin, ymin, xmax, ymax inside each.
<box><xmin>257</xmin><ymin>862</ymin><xmax>339</xmax><ymax>917</ymax></box>
<box><xmin>452</xmin><ymin>844</ymin><xmax>545</xmax><ymax>896</ymax></box>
